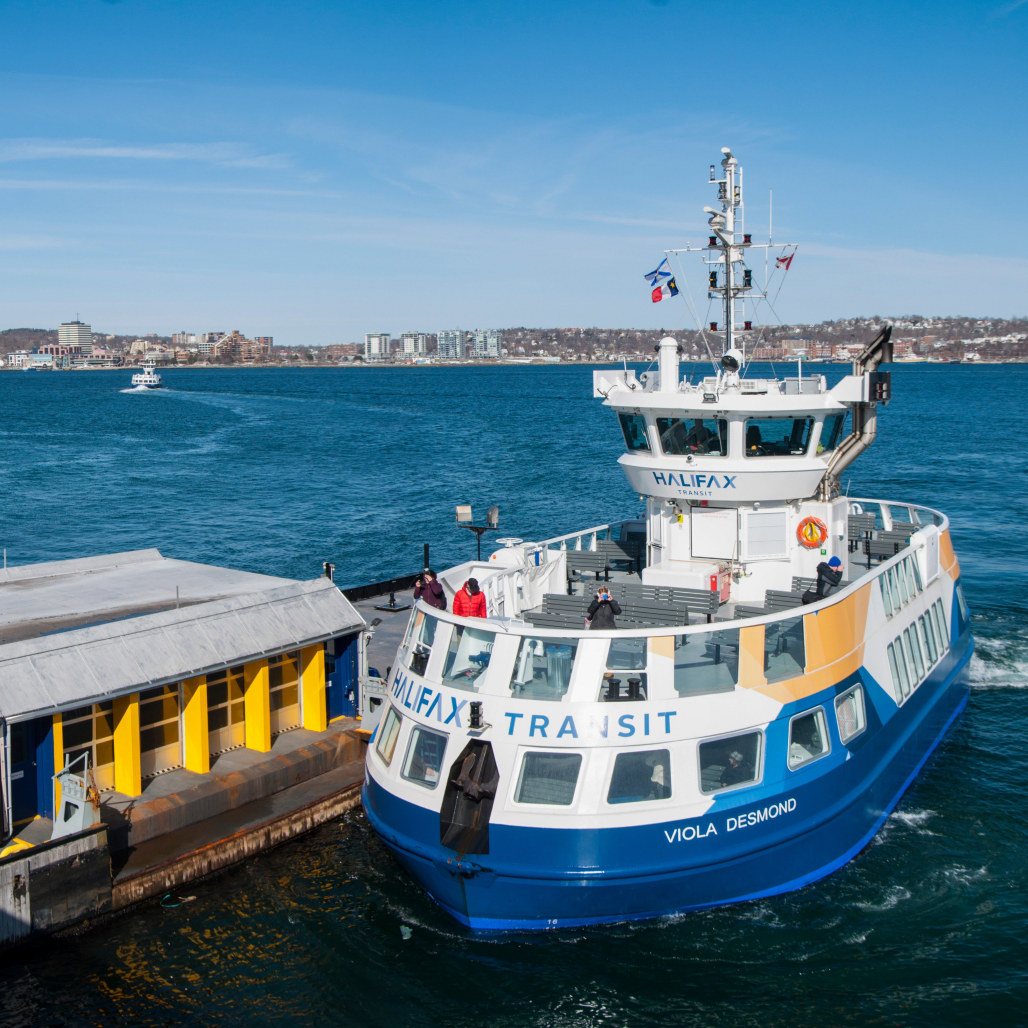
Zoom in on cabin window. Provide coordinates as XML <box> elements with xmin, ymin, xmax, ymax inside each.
<box><xmin>887</xmin><ymin>568</ymin><xmax>903</xmax><ymax>612</ymax></box>
<box><xmin>905</xmin><ymin>627</ymin><xmax>924</xmax><ymax>683</ymax></box>
<box><xmin>510</xmin><ymin>637</ymin><xmax>578</xmax><ymax>700</ymax></box>
<box><xmin>606</xmin><ymin>637</ymin><xmax>647</xmax><ymax>670</ymax></box>
<box><xmin>442</xmin><ymin>625</ymin><xmax>494</xmax><ymax>691</ymax></box>
<box><xmin>514</xmin><ymin>751</ymin><xmax>583</xmax><ymax>805</ymax></box>
<box><xmin>908</xmin><ymin>555</ymin><xmax>924</xmax><ymax>593</ymax></box>
<box><xmin>835</xmin><ymin>685</ymin><xmax>867</xmax><ymax>743</ymax></box>
<box><xmin>788</xmin><ymin>708</ymin><xmax>830</xmax><ymax>769</ymax></box>
<box><xmin>403</xmin><ymin>612</ymin><xmax>438</xmax><ymax>676</ymax></box>
<box><xmin>889</xmin><ymin>638</ymin><xmax>912</xmax><ymax>701</ymax></box>
<box><xmin>932</xmin><ymin>600</ymin><xmax>948</xmax><ymax>650</ymax></box>
<box><xmin>896</xmin><ymin>563</ymin><xmax>911</xmax><ymax>605</ymax></box>
<box><xmin>607</xmin><ymin>749</ymin><xmax>672</xmax><ymax>804</ymax></box>
<box><xmin>699</xmin><ymin>731</ymin><xmax>762</xmax><ymax>793</ymax></box>
<box><xmin>743</xmin><ymin>417</ymin><xmax>814</xmax><ymax>457</ymax></box>
<box><xmin>879</xmin><ymin>574</ymin><xmax>894</xmax><ymax>618</ymax></box>
<box><xmin>764</xmin><ymin>615</ymin><xmax>805</xmax><ymax>683</ymax></box>
<box><xmin>618</xmin><ymin>412</ymin><xmax>651</xmax><ymax>452</ymax></box>
<box><xmin>919</xmin><ymin>614</ymin><xmax>938</xmax><ymax>666</ymax></box>
<box><xmin>376</xmin><ymin>706</ymin><xmax>402</xmax><ymax>764</ymax></box>
<box><xmin>673</xmin><ymin>627</ymin><xmax>740</xmax><ymax>696</ymax></box>
<box><xmin>656</xmin><ymin>417</ymin><xmax>728</xmax><ymax>457</ymax></box>
<box><xmin>817</xmin><ymin>411</ymin><xmax>850</xmax><ymax>453</ymax></box>
<box><xmin>401</xmin><ymin>726</ymin><xmax>447</xmax><ymax>788</ymax></box>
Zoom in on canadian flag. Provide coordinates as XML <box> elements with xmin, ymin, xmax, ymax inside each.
<box><xmin>775</xmin><ymin>253</ymin><xmax>795</xmax><ymax>271</ymax></box>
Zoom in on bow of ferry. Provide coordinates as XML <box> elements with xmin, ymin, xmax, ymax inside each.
<box><xmin>362</xmin><ymin>149</ymin><xmax>973</xmax><ymax>930</ymax></box>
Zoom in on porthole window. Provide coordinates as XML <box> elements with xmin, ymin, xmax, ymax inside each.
<box><xmin>835</xmin><ymin>686</ymin><xmax>867</xmax><ymax>743</ymax></box>
<box><xmin>788</xmin><ymin>708</ymin><xmax>831</xmax><ymax>769</ymax></box>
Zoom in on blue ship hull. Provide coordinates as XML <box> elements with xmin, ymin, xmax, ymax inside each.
<box><xmin>364</xmin><ymin>622</ymin><xmax>972</xmax><ymax>931</ymax></box>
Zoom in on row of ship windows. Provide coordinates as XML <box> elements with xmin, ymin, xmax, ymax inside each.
<box><xmin>879</xmin><ymin>555</ymin><xmax>924</xmax><ymax>618</ymax></box>
<box><xmin>618</xmin><ymin>412</ymin><xmax>850</xmax><ymax>460</ymax></box>
<box><xmin>888</xmin><ymin>600</ymin><xmax>950</xmax><ymax>705</ymax></box>
<box><xmin>374</xmin><ymin>685</ymin><xmax>868</xmax><ymax>806</ymax></box>
<box><xmin>401</xmin><ymin>609</ymin><xmax>805</xmax><ymax>701</ymax></box>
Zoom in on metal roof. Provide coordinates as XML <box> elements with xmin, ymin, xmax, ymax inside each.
<box><xmin>0</xmin><ymin>553</ymin><xmax>366</xmax><ymax>721</ymax></box>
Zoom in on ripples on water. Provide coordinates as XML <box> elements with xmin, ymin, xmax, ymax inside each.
<box><xmin>0</xmin><ymin>364</ymin><xmax>1025</xmax><ymax>1027</ymax></box>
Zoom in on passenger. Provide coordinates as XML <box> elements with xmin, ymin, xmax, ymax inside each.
<box><xmin>586</xmin><ymin>588</ymin><xmax>622</xmax><ymax>629</ymax></box>
<box><xmin>686</xmin><ymin>419</ymin><xmax>716</xmax><ymax>453</ymax></box>
<box><xmin>453</xmin><ymin>578</ymin><xmax>487</xmax><ymax>618</ymax></box>
<box><xmin>802</xmin><ymin>555</ymin><xmax>844</xmax><ymax>605</ymax></box>
<box><xmin>720</xmin><ymin>750</ymin><xmax>751</xmax><ymax>788</ymax></box>
<box><xmin>746</xmin><ymin>425</ymin><xmax>762</xmax><ymax>453</ymax></box>
<box><xmin>413</xmin><ymin>569</ymin><xmax>447</xmax><ymax>611</ymax></box>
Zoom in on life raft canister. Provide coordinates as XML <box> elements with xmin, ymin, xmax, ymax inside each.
<box><xmin>797</xmin><ymin>516</ymin><xmax>828</xmax><ymax>549</ymax></box>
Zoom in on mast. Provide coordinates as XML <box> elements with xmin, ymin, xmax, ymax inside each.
<box><xmin>706</xmin><ymin>147</ymin><xmax>747</xmax><ymax>357</ymax></box>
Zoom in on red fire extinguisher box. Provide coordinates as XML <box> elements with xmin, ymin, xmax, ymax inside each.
<box><xmin>710</xmin><ymin>572</ymin><xmax>731</xmax><ymax>603</ymax></box>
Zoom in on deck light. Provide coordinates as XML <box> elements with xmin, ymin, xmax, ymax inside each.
<box><xmin>487</xmin><ymin>506</ymin><xmax>499</xmax><ymax>528</ymax></box>
<box><xmin>469</xmin><ymin>701</ymin><xmax>483</xmax><ymax>730</ymax></box>
<box><xmin>710</xmin><ymin>165</ymin><xmax>716</xmax><ymax>181</ymax></box>
<box><xmin>709</xmin><ymin>236</ymin><xmax>717</xmax><ymax>247</ymax></box>
<box><xmin>710</xmin><ymin>322</ymin><xmax>718</xmax><ymax>332</ymax></box>
<box><xmin>744</xmin><ymin>321</ymin><xmax>752</xmax><ymax>331</ymax></box>
<box><xmin>743</xmin><ymin>234</ymin><xmax>751</xmax><ymax>244</ymax></box>
<box><xmin>743</xmin><ymin>270</ymin><xmax>752</xmax><ymax>287</ymax></box>
<box><xmin>456</xmin><ymin>505</ymin><xmax>473</xmax><ymax>524</ymax></box>
<box><xmin>709</xmin><ymin>272</ymin><xmax>718</xmax><ymax>288</ymax></box>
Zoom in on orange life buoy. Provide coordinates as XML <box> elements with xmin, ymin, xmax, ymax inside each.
<box><xmin>797</xmin><ymin>516</ymin><xmax>828</xmax><ymax>549</ymax></box>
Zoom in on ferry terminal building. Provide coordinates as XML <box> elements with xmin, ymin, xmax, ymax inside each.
<box><xmin>0</xmin><ymin>549</ymin><xmax>366</xmax><ymax>837</ymax></box>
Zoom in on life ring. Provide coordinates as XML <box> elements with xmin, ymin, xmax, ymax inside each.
<box><xmin>797</xmin><ymin>516</ymin><xmax>828</xmax><ymax>549</ymax></box>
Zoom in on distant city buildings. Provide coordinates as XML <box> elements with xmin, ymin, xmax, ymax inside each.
<box><xmin>364</xmin><ymin>333</ymin><xmax>390</xmax><ymax>359</ymax></box>
<box><xmin>437</xmin><ymin>330</ymin><xmax>466</xmax><ymax>359</ymax></box>
<box><xmin>328</xmin><ymin>344</ymin><xmax>362</xmax><ymax>359</ymax></box>
<box><xmin>471</xmin><ymin>329</ymin><xmax>501</xmax><ymax>357</ymax></box>
<box><xmin>401</xmin><ymin>332</ymin><xmax>428</xmax><ymax>356</ymax></box>
<box><xmin>58</xmin><ymin>320</ymin><xmax>91</xmax><ymax>348</ymax></box>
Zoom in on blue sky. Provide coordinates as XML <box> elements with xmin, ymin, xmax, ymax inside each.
<box><xmin>0</xmin><ymin>0</ymin><xmax>1025</xmax><ymax>345</ymax></box>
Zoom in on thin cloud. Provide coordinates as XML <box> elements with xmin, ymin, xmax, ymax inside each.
<box><xmin>990</xmin><ymin>0</ymin><xmax>1028</xmax><ymax>16</ymax></box>
<box><xmin>0</xmin><ymin>138</ymin><xmax>289</xmax><ymax>168</ymax></box>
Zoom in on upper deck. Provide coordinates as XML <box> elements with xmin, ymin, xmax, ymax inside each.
<box><xmin>389</xmin><ymin>498</ymin><xmax>950</xmax><ymax>709</ymax></box>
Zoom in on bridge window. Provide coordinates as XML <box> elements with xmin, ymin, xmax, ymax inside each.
<box><xmin>673</xmin><ymin>627</ymin><xmax>740</xmax><ymax>697</ymax></box>
<box><xmin>764</xmin><ymin>615</ymin><xmax>805</xmax><ymax>683</ymax></box>
<box><xmin>788</xmin><ymin>708</ymin><xmax>830</xmax><ymax>769</ymax></box>
<box><xmin>835</xmin><ymin>685</ymin><xmax>866</xmax><ymax>743</ymax></box>
<box><xmin>699</xmin><ymin>731</ymin><xmax>762</xmax><ymax>793</ymax></box>
<box><xmin>919</xmin><ymin>614</ymin><xmax>938</xmax><ymax>666</ymax></box>
<box><xmin>656</xmin><ymin>417</ymin><xmax>728</xmax><ymax>456</ymax></box>
<box><xmin>403</xmin><ymin>612</ymin><xmax>438</xmax><ymax>676</ymax></box>
<box><xmin>376</xmin><ymin>706</ymin><xmax>402</xmax><ymax>764</ymax></box>
<box><xmin>402</xmin><ymin>726</ymin><xmax>447</xmax><ymax>788</ymax></box>
<box><xmin>618</xmin><ymin>412</ymin><xmax>651</xmax><ymax>452</ymax></box>
<box><xmin>510</xmin><ymin>636</ymin><xmax>578</xmax><ymax>700</ymax></box>
<box><xmin>515</xmin><ymin>751</ymin><xmax>583</xmax><ymax>805</ymax></box>
<box><xmin>888</xmin><ymin>639</ymin><xmax>911</xmax><ymax>703</ymax></box>
<box><xmin>743</xmin><ymin>417</ymin><xmax>814</xmax><ymax>457</ymax></box>
<box><xmin>817</xmin><ymin>412</ymin><xmax>850</xmax><ymax>453</ymax></box>
<box><xmin>442</xmin><ymin>625</ymin><xmax>494</xmax><ymax>691</ymax></box>
<box><xmin>607</xmin><ymin>749</ymin><xmax>672</xmax><ymax>804</ymax></box>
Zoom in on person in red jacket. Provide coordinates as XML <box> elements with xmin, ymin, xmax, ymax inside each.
<box><xmin>453</xmin><ymin>578</ymin><xmax>486</xmax><ymax>618</ymax></box>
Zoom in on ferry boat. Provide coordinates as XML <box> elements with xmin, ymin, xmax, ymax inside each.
<box><xmin>130</xmin><ymin>359</ymin><xmax>163</xmax><ymax>389</ymax></box>
<box><xmin>362</xmin><ymin>148</ymin><xmax>974</xmax><ymax>930</ymax></box>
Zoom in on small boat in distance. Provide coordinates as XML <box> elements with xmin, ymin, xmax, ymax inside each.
<box><xmin>130</xmin><ymin>360</ymin><xmax>163</xmax><ymax>389</ymax></box>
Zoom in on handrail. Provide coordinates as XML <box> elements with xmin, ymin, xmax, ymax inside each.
<box><xmin>406</xmin><ymin>502</ymin><xmax>948</xmax><ymax>641</ymax></box>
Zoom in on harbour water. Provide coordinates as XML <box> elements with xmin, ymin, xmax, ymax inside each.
<box><xmin>0</xmin><ymin>363</ymin><xmax>1025</xmax><ymax>1026</ymax></box>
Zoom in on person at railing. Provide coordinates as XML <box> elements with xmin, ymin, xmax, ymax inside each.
<box><xmin>453</xmin><ymin>578</ymin><xmax>486</xmax><ymax>618</ymax></box>
<box><xmin>414</xmin><ymin>569</ymin><xmax>447</xmax><ymax>611</ymax></box>
<box><xmin>586</xmin><ymin>588</ymin><xmax>621</xmax><ymax>629</ymax></box>
<box><xmin>802</xmin><ymin>556</ymin><xmax>844</xmax><ymax>605</ymax></box>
